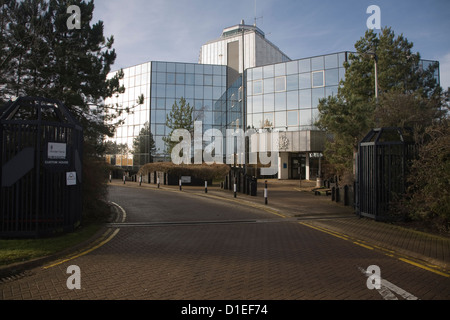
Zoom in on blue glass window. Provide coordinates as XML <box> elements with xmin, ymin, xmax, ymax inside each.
<box><xmin>287</xmin><ymin>91</ymin><xmax>298</xmax><ymax>110</ymax></box>
<box><xmin>253</xmin><ymin>67</ymin><xmax>263</xmax><ymax>80</ymax></box>
<box><xmin>275</xmin><ymin>63</ymin><xmax>286</xmax><ymax>76</ymax></box>
<box><xmin>264</xmin><ymin>94</ymin><xmax>274</xmax><ymax>112</ymax></box>
<box><xmin>204</xmin><ymin>75</ymin><xmax>213</xmax><ymax>86</ymax></box>
<box><xmin>312</xmin><ymin>71</ymin><xmax>324</xmax><ymax>87</ymax></box>
<box><xmin>275</xmin><ymin>92</ymin><xmax>286</xmax><ymax>111</ymax></box>
<box><xmin>275</xmin><ymin>76</ymin><xmax>286</xmax><ymax>92</ymax></box>
<box><xmin>264</xmin><ymin>78</ymin><xmax>274</xmax><ymax>94</ymax></box>
<box><xmin>253</xmin><ymin>80</ymin><xmax>263</xmax><ymax>95</ymax></box>
<box><xmin>155</xmin><ymin>110</ymin><xmax>166</xmax><ymax>123</ymax></box>
<box><xmin>287</xmin><ymin>110</ymin><xmax>298</xmax><ymax>126</ymax></box>
<box><xmin>246</xmin><ymin>96</ymin><xmax>253</xmax><ymax>114</ymax></box>
<box><xmin>325</xmin><ymin>54</ymin><xmax>338</xmax><ymax>69</ymax></box>
<box><xmin>287</xmin><ymin>75</ymin><xmax>298</xmax><ymax>91</ymax></box>
<box><xmin>311</xmin><ymin>56</ymin><xmax>324</xmax><ymax>71</ymax></box>
<box><xmin>185</xmin><ymin>64</ymin><xmax>195</xmax><ymax>74</ymax></box>
<box><xmin>263</xmin><ymin>113</ymin><xmax>274</xmax><ymax>128</ymax></box>
<box><xmin>176</xmin><ymin>74</ymin><xmax>185</xmax><ymax>85</ymax></box>
<box><xmin>286</xmin><ymin>61</ymin><xmax>298</xmax><ymax>75</ymax></box>
<box><xmin>325</xmin><ymin>69</ymin><xmax>339</xmax><ymax>86</ymax></box>
<box><xmin>275</xmin><ymin>111</ymin><xmax>286</xmax><ymax>128</ymax></box>
<box><xmin>299</xmin><ymin>109</ymin><xmax>312</xmax><ymax>126</ymax></box>
<box><xmin>166</xmin><ymin>63</ymin><xmax>175</xmax><ymax>73</ymax></box>
<box><xmin>185</xmin><ymin>74</ymin><xmax>195</xmax><ymax>85</ymax></box>
<box><xmin>312</xmin><ymin>88</ymin><xmax>325</xmax><ymax>107</ymax></box>
<box><xmin>253</xmin><ymin>113</ymin><xmax>263</xmax><ymax>128</ymax></box>
<box><xmin>185</xmin><ymin>86</ymin><xmax>195</xmax><ymax>99</ymax></box>
<box><xmin>299</xmin><ymin>73</ymin><xmax>311</xmax><ymax>89</ymax></box>
<box><xmin>299</xmin><ymin>59</ymin><xmax>311</xmax><ymax>73</ymax></box>
<box><xmin>263</xmin><ymin>65</ymin><xmax>274</xmax><ymax>78</ymax></box>
<box><xmin>253</xmin><ymin>95</ymin><xmax>263</xmax><ymax>113</ymax></box>
<box><xmin>299</xmin><ymin>90</ymin><xmax>311</xmax><ymax>109</ymax></box>
<box><xmin>155</xmin><ymin>62</ymin><xmax>166</xmax><ymax>72</ymax></box>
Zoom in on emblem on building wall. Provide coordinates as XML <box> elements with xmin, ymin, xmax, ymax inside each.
<box><xmin>278</xmin><ymin>135</ymin><xmax>290</xmax><ymax>150</ymax></box>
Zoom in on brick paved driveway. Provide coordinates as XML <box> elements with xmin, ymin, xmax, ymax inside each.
<box><xmin>1</xmin><ymin>185</ymin><xmax>449</xmax><ymax>302</ymax></box>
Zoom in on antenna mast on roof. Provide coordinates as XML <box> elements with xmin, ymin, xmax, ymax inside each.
<box><xmin>254</xmin><ymin>0</ymin><xmax>263</xmax><ymax>26</ymax></box>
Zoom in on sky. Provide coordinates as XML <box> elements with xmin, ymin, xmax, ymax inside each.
<box><xmin>92</xmin><ymin>0</ymin><xmax>450</xmax><ymax>90</ymax></box>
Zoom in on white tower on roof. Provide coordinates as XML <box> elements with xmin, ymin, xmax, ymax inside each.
<box><xmin>199</xmin><ymin>20</ymin><xmax>290</xmax><ymax>85</ymax></box>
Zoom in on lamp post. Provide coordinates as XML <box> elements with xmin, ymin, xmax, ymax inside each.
<box><xmin>366</xmin><ymin>50</ymin><xmax>379</xmax><ymax>101</ymax></box>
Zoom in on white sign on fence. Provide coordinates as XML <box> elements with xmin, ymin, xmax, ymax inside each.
<box><xmin>66</xmin><ymin>172</ymin><xmax>77</xmax><ymax>186</ymax></box>
<box><xmin>48</xmin><ymin>142</ymin><xmax>67</xmax><ymax>159</ymax></box>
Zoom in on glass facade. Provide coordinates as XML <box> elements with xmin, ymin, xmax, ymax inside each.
<box><xmin>106</xmin><ymin>62</ymin><xmax>152</xmax><ymax>167</ymax></box>
<box><xmin>150</xmin><ymin>61</ymin><xmax>227</xmax><ymax>162</ymax></box>
<box><xmin>105</xmin><ymin>47</ymin><xmax>440</xmax><ymax>176</ymax></box>
<box><xmin>246</xmin><ymin>52</ymin><xmax>347</xmax><ymax>132</ymax></box>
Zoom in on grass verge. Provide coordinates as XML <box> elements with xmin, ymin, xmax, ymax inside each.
<box><xmin>0</xmin><ymin>222</ymin><xmax>104</xmax><ymax>267</ymax></box>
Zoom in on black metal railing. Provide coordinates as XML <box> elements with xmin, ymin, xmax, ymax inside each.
<box><xmin>0</xmin><ymin>97</ymin><xmax>83</xmax><ymax>238</ymax></box>
<box><xmin>356</xmin><ymin>127</ymin><xmax>415</xmax><ymax>221</ymax></box>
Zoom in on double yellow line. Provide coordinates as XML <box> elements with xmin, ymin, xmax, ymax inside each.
<box><xmin>298</xmin><ymin>221</ymin><xmax>450</xmax><ymax>278</ymax></box>
<box><xmin>43</xmin><ymin>202</ymin><xmax>125</xmax><ymax>270</ymax></box>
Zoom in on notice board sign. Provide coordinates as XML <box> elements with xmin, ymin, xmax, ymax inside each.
<box><xmin>44</xmin><ymin>142</ymin><xmax>70</xmax><ymax>171</ymax></box>
<box><xmin>181</xmin><ymin>176</ymin><xmax>191</xmax><ymax>184</ymax></box>
<box><xmin>48</xmin><ymin>142</ymin><xmax>67</xmax><ymax>159</ymax></box>
<box><xmin>66</xmin><ymin>172</ymin><xmax>77</xmax><ymax>186</ymax></box>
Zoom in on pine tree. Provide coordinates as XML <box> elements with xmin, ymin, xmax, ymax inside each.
<box><xmin>316</xmin><ymin>28</ymin><xmax>442</xmax><ymax>180</ymax></box>
<box><xmin>132</xmin><ymin>122</ymin><xmax>156</xmax><ymax>166</ymax></box>
<box><xmin>163</xmin><ymin>97</ymin><xmax>194</xmax><ymax>158</ymax></box>
<box><xmin>0</xmin><ymin>0</ymin><xmax>126</xmax><ymax>141</ymax></box>
<box><xmin>0</xmin><ymin>0</ymin><xmax>135</xmax><ymax>221</ymax></box>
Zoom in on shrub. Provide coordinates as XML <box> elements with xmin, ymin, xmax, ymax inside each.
<box><xmin>396</xmin><ymin>119</ymin><xmax>450</xmax><ymax>234</ymax></box>
<box><xmin>138</xmin><ymin>162</ymin><xmax>230</xmax><ymax>182</ymax></box>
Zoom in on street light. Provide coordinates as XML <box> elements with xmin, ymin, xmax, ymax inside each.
<box><xmin>365</xmin><ymin>50</ymin><xmax>379</xmax><ymax>101</ymax></box>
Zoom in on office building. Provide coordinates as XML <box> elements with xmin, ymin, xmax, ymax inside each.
<box><xmin>105</xmin><ymin>21</ymin><xmax>439</xmax><ymax>180</ymax></box>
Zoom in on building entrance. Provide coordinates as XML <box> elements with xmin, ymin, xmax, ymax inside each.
<box><xmin>290</xmin><ymin>155</ymin><xmax>306</xmax><ymax>180</ymax></box>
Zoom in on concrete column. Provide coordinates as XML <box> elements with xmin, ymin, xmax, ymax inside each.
<box><xmin>278</xmin><ymin>152</ymin><xmax>289</xmax><ymax>180</ymax></box>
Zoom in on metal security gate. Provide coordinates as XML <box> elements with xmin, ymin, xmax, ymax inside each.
<box><xmin>356</xmin><ymin>127</ymin><xmax>415</xmax><ymax>221</ymax></box>
<box><xmin>0</xmin><ymin>97</ymin><xmax>83</xmax><ymax>238</ymax></box>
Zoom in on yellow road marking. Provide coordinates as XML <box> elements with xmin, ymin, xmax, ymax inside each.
<box><xmin>43</xmin><ymin>229</ymin><xmax>120</xmax><ymax>270</ymax></box>
<box><xmin>298</xmin><ymin>221</ymin><xmax>450</xmax><ymax>278</ymax></box>
<box><xmin>398</xmin><ymin>258</ymin><xmax>450</xmax><ymax>278</ymax></box>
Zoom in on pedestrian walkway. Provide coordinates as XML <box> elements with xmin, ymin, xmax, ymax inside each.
<box><xmin>117</xmin><ymin>178</ymin><xmax>450</xmax><ymax>278</ymax></box>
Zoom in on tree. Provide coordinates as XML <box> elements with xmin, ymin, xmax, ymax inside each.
<box><xmin>317</xmin><ymin>27</ymin><xmax>442</xmax><ymax>181</ymax></box>
<box><xmin>0</xmin><ymin>0</ymin><xmax>136</xmax><ymax>221</ymax></box>
<box><xmin>163</xmin><ymin>97</ymin><xmax>194</xmax><ymax>159</ymax></box>
<box><xmin>132</xmin><ymin>122</ymin><xmax>156</xmax><ymax>166</ymax></box>
<box><xmin>395</xmin><ymin>116</ymin><xmax>450</xmax><ymax>233</ymax></box>
<box><xmin>0</xmin><ymin>0</ymin><xmax>135</xmax><ymax>141</ymax></box>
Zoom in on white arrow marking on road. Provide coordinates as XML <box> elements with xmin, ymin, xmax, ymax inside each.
<box><xmin>358</xmin><ymin>267</ymin><xmax>419</xmax><ymax>300</ymax></box>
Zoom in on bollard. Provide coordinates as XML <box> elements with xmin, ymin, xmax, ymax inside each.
<box><xmin>205</xmin><ymin>181</ymin><xmax>208</xmax><ymax>193</ymax></box>
<box><xmin>234</xmin><ymin>178</ymin><xmax>237</xmax><ymax>198</ymax></box>
<box><xmin>264</xmin><ymin>180</ymin><xmax>268</xmax><ymax>205</ymax></box>
<box><xmin>157</xmin><ymin>177</ymin><xmax>160</xmax><ymax>189</ymax></box>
